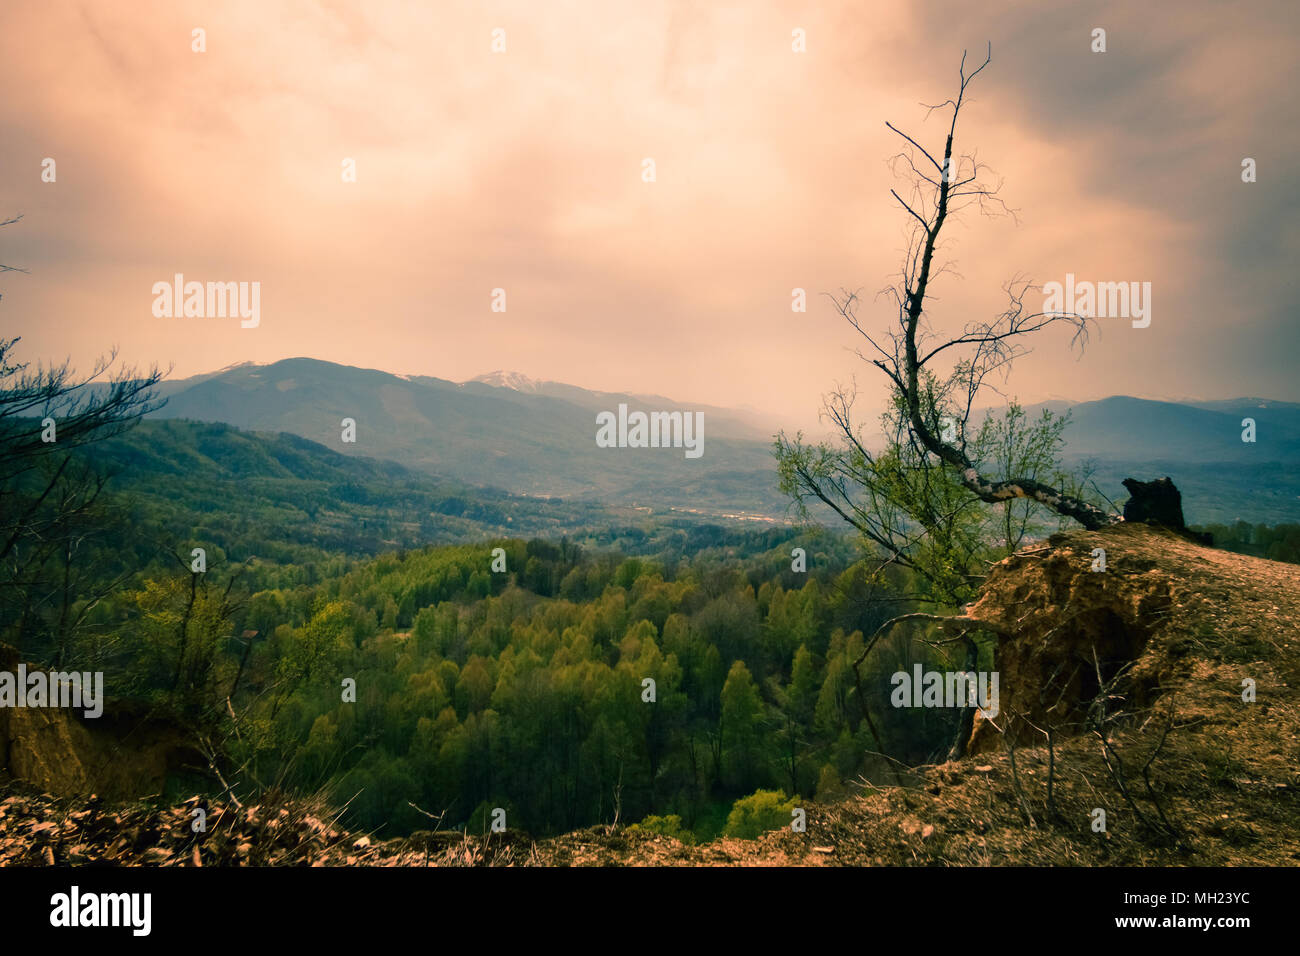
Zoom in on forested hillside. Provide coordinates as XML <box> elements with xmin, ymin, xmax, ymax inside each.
<box><xmin>92</xmin><ymin>419</ymin><xmax>619</xmax><ymax>564</ymax></box>
<box><xmin>10</xmin><ymin>419</ymin><xmax>975</xmax><ymax>842</ymax></box>
<box><xmin>8</xmin><ymin>416</ymin><xmax>1296</xmax><ymax>848</ymax></box>
<box><xmin>110</xmin><ymin>523</ymin><xmax>977</xmax><ymax>842</ymax></box>
<box><xmin>3</xmin><ymin>406</ymin><xmax>1296</xmax><ymax>861</ymax></box>
<box><xmin>9</xmin><ymin>524</ymin><xmax>1298</xmax><ymax>870</ymax></box>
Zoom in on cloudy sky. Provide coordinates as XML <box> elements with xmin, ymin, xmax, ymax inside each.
<box><xmin>2</xmin><ymin>0</ymin><xmax>1296</xmax><ymax>432</ymax></box>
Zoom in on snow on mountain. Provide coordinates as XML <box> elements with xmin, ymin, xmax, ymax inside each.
<box><xmin>469</xmin><ymin>370</ymin><xmax>543</xmax><ymax>392</ymax></box>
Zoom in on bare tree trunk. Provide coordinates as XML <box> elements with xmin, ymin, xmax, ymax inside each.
<box><xmin>853</xmin><ymin>47</ymin><xmax>1122</xmax><ymax>531</ymax></box>
<box><xmin>892</xmin><ymin>55</ymin><xmax>1119</xmax><ymax>530</ymax></box>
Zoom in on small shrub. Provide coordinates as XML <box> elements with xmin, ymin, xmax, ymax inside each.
<box><xmin>724</xmin><ymin>789</ymin><xmax>799</xmax><ymax>839</ymax></box>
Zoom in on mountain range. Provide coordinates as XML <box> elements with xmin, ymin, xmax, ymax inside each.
<box><xmin>144</xmin><ymin>358</ymin><xmax>1300</xmax><ymax>525</ymax></box>
<box><xmin>149</xmin><ymin>358</ymin><xmax>783</xmax><ymax>518</ymax></box>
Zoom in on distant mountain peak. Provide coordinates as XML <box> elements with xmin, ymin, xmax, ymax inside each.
<box><xmin>470</xmin><ymin>370</ymin><xmax>543</xmax><ymax>392</ymax></box>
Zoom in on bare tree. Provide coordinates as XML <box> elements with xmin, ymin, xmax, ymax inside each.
<box><xmin>0</xmin><ymin>214</ymin><xmax>167</xmax><ymax>659</ymax></box>
<box><xmin>870</xmin><ymin>45</ymin><xmax>1116</xmax><ymax>528</ymax></box>
<box><xmin>777</xmin><ymin>46</ymin><xmax>1118</xmax><ymax>604</ymax></box>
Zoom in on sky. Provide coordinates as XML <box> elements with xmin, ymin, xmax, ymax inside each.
<box><xmin>2</xmin><ymin>0</ymin><xmax>1297</xmax><ymax>433</ymax></box>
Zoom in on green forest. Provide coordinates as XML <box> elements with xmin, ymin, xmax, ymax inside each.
<box><xmin>5</xmin><ymin>410</ymin><xmax>1297</xmax><ymax>844</ymax></box>
<box><xmin>1</xmin><ymin>414</ymin><xmax>981</xmax><ymax>842</ymax></box>
<box><xmin>159</xmin><ymin>532</ymin><xmax>945</xmax><ymax>841</ymax></box>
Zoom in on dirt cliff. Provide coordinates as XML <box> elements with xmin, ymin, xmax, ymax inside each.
<box><xmin>0</xmin><ymin>643</ymin><xmax>198</xmax><ymax>802</ymax></box>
